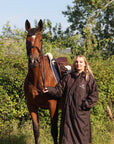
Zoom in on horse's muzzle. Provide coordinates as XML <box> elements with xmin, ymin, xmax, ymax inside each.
<box><xmin>28</xmin><ymin>57</ymin><xmax>39</xmax><ymax>67</ymax></box>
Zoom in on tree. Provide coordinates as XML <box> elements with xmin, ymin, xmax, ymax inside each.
<box><xmin>62</xmin><ymin>0</ymin><xmax>114</xmax><ymax>59</ymax></box>
<box><xmin>1</xmin><ymin>21</ymin><xmax>26</xmax><ymax>40</ymax></box>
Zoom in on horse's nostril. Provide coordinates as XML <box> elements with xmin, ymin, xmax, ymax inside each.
<box><xmin>34</xmin><ymin>58</ymin><xmax>38</xmax><ymax>63</ymax></box>
<box><xmin>29</xmin><ymin>57</ymin><xmax>39</xmax><ymax>66</ymax></box>
<box><xmin>29</xmin><ymin>58</ymin><xmax>35</xmax><ymax>64</ymax></box>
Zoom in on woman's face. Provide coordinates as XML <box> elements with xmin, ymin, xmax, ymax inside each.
<box><xmin>74</xmin><ymin>57</ymin><xmax>86</xmax><ymax>73</ymax></box>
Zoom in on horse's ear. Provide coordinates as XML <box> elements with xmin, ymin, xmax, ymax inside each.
<box><xmin>38</xmin><ymin>19</ymin><xmax>43</xmax><ymax>32</ymax></box>
<box><xmin>25</xmin><ymin>20</ymin><xmax>31</xmax><ymax>31</ymax></box>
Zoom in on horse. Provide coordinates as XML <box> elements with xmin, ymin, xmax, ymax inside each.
<box><xmin>24</xmin><ymin>19</ymin><xmax>62</xmax><ymax>144</ymax></box>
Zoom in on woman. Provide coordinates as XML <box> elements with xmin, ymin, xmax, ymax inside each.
<box><xmin>43</xmin><ymin>55</ymin><xmax>98</xmax><ymax>144</ymax></box>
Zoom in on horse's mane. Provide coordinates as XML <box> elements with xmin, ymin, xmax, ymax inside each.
<box><xmin>44</xmin><ymin>52</ymin><xmax>54</xmax><ymax>61</ymax></box>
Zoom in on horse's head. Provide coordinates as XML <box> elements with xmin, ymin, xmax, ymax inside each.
<box><xmin>25</xmin><ymin>19</ymin><xmax>43</xmax><ymax>67</ymax></box>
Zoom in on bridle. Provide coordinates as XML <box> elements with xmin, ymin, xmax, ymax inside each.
<box><xmin>26</xmin><ymin>32</ymin><xmax>45</xmax><ymax>91</ymax></box>
<box><xmin>26</xmin><ymin>32</ymin><xmax>43</xmax><ymax>61</ymax></box>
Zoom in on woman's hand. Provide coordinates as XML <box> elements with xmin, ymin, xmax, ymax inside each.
<box><xmin>42</xmin><ymin>87</ymin><xmax>48</xmax><ymax>93</ymax></box>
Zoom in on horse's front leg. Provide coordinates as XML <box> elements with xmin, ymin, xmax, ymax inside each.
<box><xmin>31</xmin><ymin>112</ymin><xmax>40</xmax><ymax>144</ymax></box>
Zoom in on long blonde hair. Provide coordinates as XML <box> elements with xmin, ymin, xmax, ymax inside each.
<box><xmin>71</xmin><ymin>55</ymin><xmax>93</xmax><ymax>80</ymax></box>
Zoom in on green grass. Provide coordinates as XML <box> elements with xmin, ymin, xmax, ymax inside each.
<box><xmin>0</xmin><ymin>119</ymin><xmax>114</xmax><ymax>144</ymax></box>
<box><xmin>0</xmin><ymin>120</ymin><xmax>54</xmax><ymax>144</ymax></box>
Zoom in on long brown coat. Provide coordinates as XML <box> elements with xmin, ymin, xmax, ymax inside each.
<box><xmin>48</xmin><ymin>71</ymin><xmax>98</xmax><ymax>144</ymax></box>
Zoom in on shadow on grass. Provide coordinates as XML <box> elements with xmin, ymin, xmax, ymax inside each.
<box><xmin>0</xmin><ymin>134</ymin><xmax>28</xmax><ymax>144</ymax></box>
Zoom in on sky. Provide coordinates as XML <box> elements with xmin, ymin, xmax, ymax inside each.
<box><xmin>0</xmin><ymin>0</ymin><xmax>73</xmax><ymax>34</ymax></box>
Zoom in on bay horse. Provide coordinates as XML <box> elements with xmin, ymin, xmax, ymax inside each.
<box><xmin>24</xmin><ymin>19</ymin><xmax>61</xmax><ymax>144</ymax></box>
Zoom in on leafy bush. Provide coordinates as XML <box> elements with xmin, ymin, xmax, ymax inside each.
<box><xmin>89</xmin><ymin>56</ymin><xmax>114</xmax><ymax>143</ymax></box>
<box><xmin>0</xmin><ymin>54</ymin><xmax>28</xmax><ymax>118</ymax></box>
<box><xmin>0</xmin><ymin>25</ymin><xmax>114</xmax><ymax>143</ymax></box>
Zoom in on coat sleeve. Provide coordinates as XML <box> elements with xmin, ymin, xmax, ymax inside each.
<box><xmin>47</xmin><ymin>74</ymin><xmax>68</xmax><ymax>99</ymax></box>
<box><xmin>81</xmin><ymin>75</ymin><xmax>98</xmax><ymax>110</ymax></box>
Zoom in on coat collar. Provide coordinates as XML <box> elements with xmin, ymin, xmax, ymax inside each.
<box><xmin>71</xmin><ymin>71</ymin><xmax>86</xmax><ymax>79</ymax></box>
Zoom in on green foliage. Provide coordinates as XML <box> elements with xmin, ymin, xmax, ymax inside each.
<box><xmin>62</xmin><ymin>0</ymin><xmax>114</xmax><ymax>58</ymax></box>
<box><xmin>89</xmin><ymin>56</ymin><xmax>114</xmax><ymax>143</ymax></box>
<box><xmin>1</xmin><ymin>21</ymin><xmax>26</xmax><ymax>40</ymax></box>
<box><xmin>0</xmin><ymin>54</ymin><xmax>28</xmax><ymax>119</ymax></box>
<box><xmin>90</xmin><ymin>56</ymin><xmax>114</xmax><ymax>104</ymax></box>
<box><xmin>0</xmin><ymin>35</ymin><xmax>29</xmax><ymax>128</ymax></box>
<box><xmin>0</xmin><ymin>120</ymin><xmax>53</xmax><ymax>144</ymax></box>
<box><xmin>0</xmin><ymin>20</ymin><xmax>114</xmax><ymax>144</ymax></box>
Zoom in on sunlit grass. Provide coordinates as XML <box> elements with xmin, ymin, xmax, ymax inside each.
<box><xmin>0</xmin><ymin>119</ymin><xmax>114</xmax><ymax>144</ymax></box>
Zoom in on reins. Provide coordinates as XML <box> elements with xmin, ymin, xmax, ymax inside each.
<box><xmin>39</xmin><ymin>55</ymin><xmax>45</xmax><ymax>89</ymax></box>
<box><xmin>27</xmin><ymin>80</ymin><xmax>42</xmax><ymax>93</ymax></box>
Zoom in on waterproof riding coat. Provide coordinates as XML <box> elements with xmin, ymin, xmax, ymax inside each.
<box><xmin>47</xmin><ymin>71</ymin><xmax>98</xmax><ymax>144</ymax></box>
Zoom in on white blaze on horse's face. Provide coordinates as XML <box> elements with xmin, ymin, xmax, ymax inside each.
<box><xmin>32</xmin><ymin>35</ymin><xmax>36</xmax><ymax>45</ymax></box>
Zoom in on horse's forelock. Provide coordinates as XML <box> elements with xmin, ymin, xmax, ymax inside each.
<box><xmin>27</xmin><ymin>28</ymin><xmax>38</xmax><ymax>36</ymax></box>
